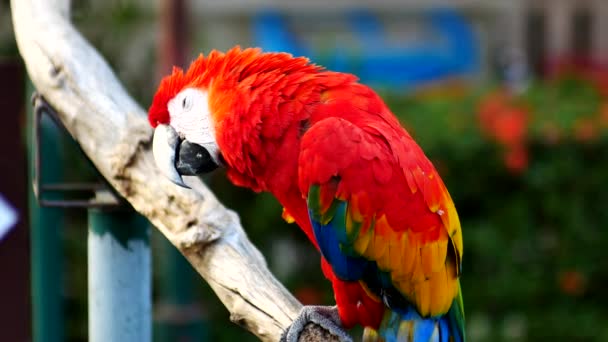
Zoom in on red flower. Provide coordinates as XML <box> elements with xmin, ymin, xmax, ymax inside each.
<box><xmin>558</xmin><ymin>270</ymin><xmax>587</xmax><ymax>297</ymax></box>
<box><xmin>478</xmin><ymin>90</ymin><xmax>530</xmax><ymax>172</ymax></box>
<box><xmin>492</xmin><ymin>108</ymin><xmax>528</xmax><ymax>146</ymax></box>
<box><xmin>478</xmin><ymin>91</ymin><xmax>529</xmax><ymax>146</ymax></box>
<box><xmin>504</xmin><ymin>145</ymin><xmax>528</xmax><ymax>174</ymax></box>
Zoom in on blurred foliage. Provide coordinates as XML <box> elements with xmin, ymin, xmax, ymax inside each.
<box><xmin>0</xmin><ymin>0</ymin><xmax>18</xmax><ymax>56</ymax></box>
<box><xmin>71</xmin><ymin>0</ymin><xmax>158</xmax><ymax>104</ymax></box>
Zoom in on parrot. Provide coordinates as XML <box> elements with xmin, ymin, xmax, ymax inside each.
<box><xmin>149</xmin><ymin>47</ymin><xmax>465</xmax><ymax>342</ymax></box>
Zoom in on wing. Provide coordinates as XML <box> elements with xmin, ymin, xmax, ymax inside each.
<box><xmin>299</xmin><ymin>114</ymin><xmax>463</xmax><ymax>318</ymax></box>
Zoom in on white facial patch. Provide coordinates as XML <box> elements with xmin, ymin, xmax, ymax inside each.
<box><xmin>167</xmin><ymin>88</ymin><xmax>221</xmax><ymax>163</ymax></box>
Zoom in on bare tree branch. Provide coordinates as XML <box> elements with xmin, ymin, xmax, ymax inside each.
<box><xmin>8</xmin><ymin>1</ymin><xmax>339</xmax><ymax>340</ymax></box>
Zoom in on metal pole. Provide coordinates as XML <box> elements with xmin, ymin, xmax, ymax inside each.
<box><xmin>88</xmin><ymin>201</ymin><xmax>151</xmax><ymax>342</ymax></box>
<box><xmin>27</xmin><ymin>81</ymin><xmax>65</xmax><ymax>342</ymax></box>
<box><xmin>154</xmin><ymin>237</ymin><xmax>207</xmax><ymax>341</ymax></box>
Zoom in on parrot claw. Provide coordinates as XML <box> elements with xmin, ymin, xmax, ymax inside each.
<box><xmin>280</xmin><ymin>305</ymin><xmax>352</xmax><ymax>342</ymax></box>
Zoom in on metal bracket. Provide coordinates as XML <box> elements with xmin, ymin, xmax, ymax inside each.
<box><xmin>32</xmin><ymin>93</ymin><xmax>124</xmax><ymax>208</ymax></box>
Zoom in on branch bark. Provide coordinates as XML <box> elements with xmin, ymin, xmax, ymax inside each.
<box><xmin>9</xmin><ymin>1</ymin><xmax>339</xmax><ymax>341</ymax></box>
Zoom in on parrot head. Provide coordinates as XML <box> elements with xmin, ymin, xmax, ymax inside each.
<box><xmin>148</xmin><ymin>47</ymin><xmax>319</xmax><ymax>188</ymax></box>
<box><xmin>148</xmin><ymin>57</ymin><xmax>223</xmax><ymax>188</ymax></box>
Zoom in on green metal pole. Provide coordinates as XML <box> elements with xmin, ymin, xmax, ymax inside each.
<box><xmin>88</xmin><ymin>206</ymin><xmax>151</xmax><ymax>342</ymax></box>
<box><xmin>27</xmin><ymin>82</ymin><xmax>65</xmax><ymax>342</ymax></box>
<box><xmin>154</xmin><ymin>236</ymin><xmax>207</xmax><ymax>341</ymax></box>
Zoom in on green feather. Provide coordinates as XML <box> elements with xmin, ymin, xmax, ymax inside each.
<box><xmin>447</xmin><ymin>282</ymin><xmax>466</xmax><ymax>341</ymax></box>
<box><xmin>307</xmin><ymin>185</ymin><xmax>340</xmax><ymax>225</ymax></box>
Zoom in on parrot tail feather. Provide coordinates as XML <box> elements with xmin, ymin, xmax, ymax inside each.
<box><xmin>372</xmin><ymin>310</ymin><xmax>453</xmax><ymax>342</ymax></box>
<box><xmin>373</xmin><ymin>289</ymin><xmax>465</xmax><ymax>342</ymax></box>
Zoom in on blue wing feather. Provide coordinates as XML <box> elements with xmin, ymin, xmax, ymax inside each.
<box><xmin>309</xmin><ymin>201</ymin><xmax>371</xmax><ymax>281</ymax></box>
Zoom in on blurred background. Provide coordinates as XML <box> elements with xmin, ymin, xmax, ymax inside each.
<box><xmin>1</xmin><ymin>0</ymin><xmax>608</xmax><ymax>341</ymax></box>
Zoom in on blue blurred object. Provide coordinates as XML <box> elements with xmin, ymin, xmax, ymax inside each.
<box><xmin>253</xmin><ymin>11</ymin><xmax>309</xmax><ymax>58</ymax></box>
<box><xmin>252</xmin><ymin>8</ymin><xmax>479</xmax><ymax>88</ymax></box>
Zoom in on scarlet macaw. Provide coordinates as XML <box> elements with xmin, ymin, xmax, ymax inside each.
<box><xmin>149</xmin><ymin>47</ymin><xmax>464</xmax><ymax>342</ymax></box>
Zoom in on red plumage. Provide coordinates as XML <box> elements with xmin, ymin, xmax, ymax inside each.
<box><xmin>149</xmin><ymin>47</ymin><xmax>464</xmax><ymax>335</ymax></box>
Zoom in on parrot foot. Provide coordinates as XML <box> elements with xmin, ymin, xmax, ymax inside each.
<box><xmin>280</xmin><ymin>305</ymin><xmax>352</xmax><ymax>342</ymax></box>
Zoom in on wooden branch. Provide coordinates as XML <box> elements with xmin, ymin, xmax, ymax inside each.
<box><xmin>9</xmin><ymin>1</ymin><xmax>341</xmax><ymax>340</ymax></box>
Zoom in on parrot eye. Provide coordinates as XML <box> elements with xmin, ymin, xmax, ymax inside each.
<box><xmin>182</xmin><ymin>95</ymin><xmax>193</xmax><ymax>111</ymax></box>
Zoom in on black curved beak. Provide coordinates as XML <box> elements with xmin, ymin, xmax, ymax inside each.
<box><xmin>152</xmin><ymin>124</ymin><xmax>220</xmax><ymax>188</ymax></box>
<box><xmin>175</xmin><ymin>140</ymin><xmax>219</xmax><ymax>175</ymax></box>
